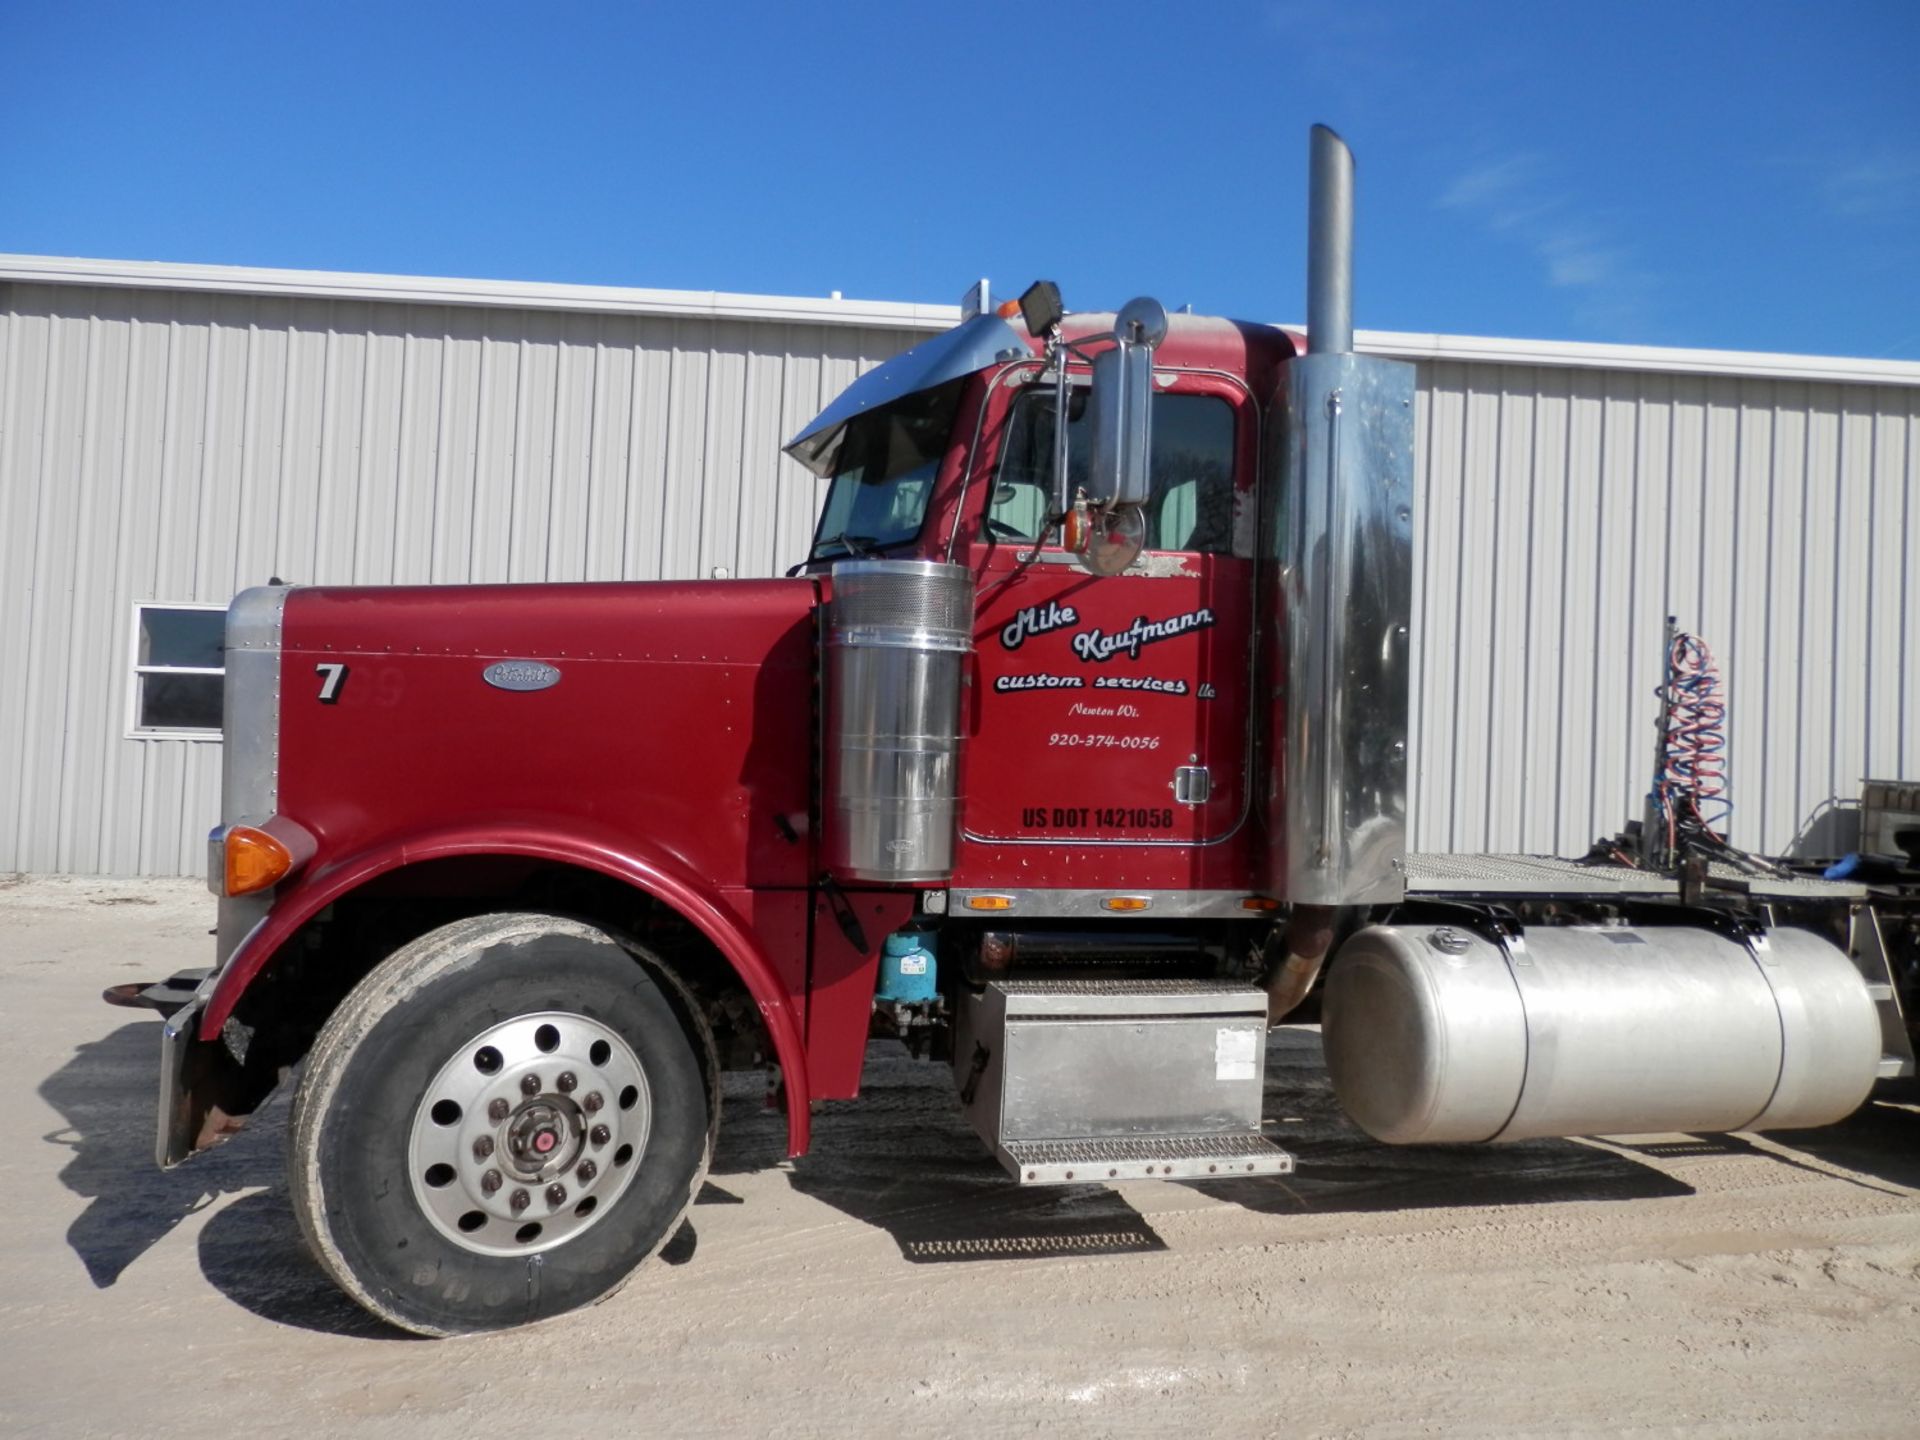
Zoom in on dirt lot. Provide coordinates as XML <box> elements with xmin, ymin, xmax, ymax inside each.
<box><xmin>4</xmin><ymin>875</ymin><xmax>1919</xmax><ymax>1438</ymax></box>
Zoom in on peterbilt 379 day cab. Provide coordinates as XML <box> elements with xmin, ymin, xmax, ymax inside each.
<box><xmin>139</xmin><ymin>129</ymin><xmax>1918</xmax><ymax>1334</ymax></box>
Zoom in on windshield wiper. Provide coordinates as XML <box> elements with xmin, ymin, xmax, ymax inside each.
<box><xmin>788</xmin><ymin>535</ymin><xmax>872</xmax><ymax>576</ymax></box>
<box><xmin>802</xmin><ymin>533</ymin><xmax>924</xmax><ymax>566</ymax></box>
<box><xmin>789</xmin><ymin>532</ymin><xmax>933</xmax><ymax>576</ymax></box>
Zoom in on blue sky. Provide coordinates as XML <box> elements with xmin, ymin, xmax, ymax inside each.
<box><xmin>4</xmin><ymin>2</ymin><xmax>1917</xmax><ymax>358</ymax></box>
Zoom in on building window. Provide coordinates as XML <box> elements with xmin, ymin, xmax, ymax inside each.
<box><xmin>129</xmin><ymin>603</ymin><xmax>225</xmax><ymax>737</ymax></box>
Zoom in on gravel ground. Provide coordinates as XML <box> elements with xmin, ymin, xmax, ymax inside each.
<box><xmin>4</xmin><ymin>874</ymin><xmax>1919</xmax><ymax>1438</ymax></box>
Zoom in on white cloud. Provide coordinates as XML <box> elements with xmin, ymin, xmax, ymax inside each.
<box><xmin>1439</xmin><ymin>155</ymin><xmax>1541</xmax><ymax>212</ymax></box>
<box><xmin>1540</xmin><ymin>229</ymin><xmax>1622</xmax><ymax>288</ymax></box>
<box><xmin>1438</xmin><ymin>151</ymin><xmax>1655</xmax><ymax>334</ymax></box>
<box><xmin>1820</xmin><ymin>149</ymin><xmax>1920</xmax><ymax>219</ymax></box>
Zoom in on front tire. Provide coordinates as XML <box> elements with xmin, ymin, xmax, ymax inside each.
<box><xmin>289</xmin><ymin>913</ymin><xmax>713</xmax><ymax>1335</ymax></box>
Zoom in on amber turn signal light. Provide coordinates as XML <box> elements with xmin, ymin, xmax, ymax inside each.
<box><xmin>223</xmin><ymin>825</ymin><xmax>293</xmax><ymax>896</ymax></box>
<box><xmin>208</xmin><ymin>816</ymin><xmax>316</xmax><ymax>898</ymax></box>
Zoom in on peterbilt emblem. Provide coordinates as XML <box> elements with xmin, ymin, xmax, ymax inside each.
<box><xmin>483</xmin><ymin>660</ymin><xmax>562</xmax><ymax>692</ymax></box>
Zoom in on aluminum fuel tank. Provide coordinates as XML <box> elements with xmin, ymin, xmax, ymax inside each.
<box><xmin>1321</xmin><ymin>921</ymin><xmax>1881</xmax><ymax>1144</ymax></box>
<box><xmin>825</xmin><ymin>560</ymin><xmax>973</xmax><ymax>884</ymax></box>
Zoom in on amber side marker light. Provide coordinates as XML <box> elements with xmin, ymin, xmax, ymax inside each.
<box><xmin>209</xmin><ymin>817</ymin><xmax>317</xmax><ymax>897</ymax></box>
<box><xmin>225</xmin><ymin>827</ymin><xmax>292</xmax><ymax>895</ymax></box>
<box><xmin>1240</xmin><ymin>896</ymin><xmax>1282</xmax><ymax>912</ymax></box>
<box><xmin>965</xmin><ymin>895</ymin><xmax>1014</xmax><ymax>912</ymax></box>
<box><xmin>1102</xmin><ymin>896</ymin><xmax>1152</xmax><ymax>912</ymax></box>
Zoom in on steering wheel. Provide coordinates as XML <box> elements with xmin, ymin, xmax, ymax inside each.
<box><xmin>985</xmin><ymin>518</ymin><xmax>1027</xmax><ymax>541</ymax></box>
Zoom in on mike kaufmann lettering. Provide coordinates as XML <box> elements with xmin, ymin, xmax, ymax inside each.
<box><xmin>1000</xmin><ymin>600</ymin><xmax>1077</xmax><ymax>651</ymax></box>
<box><xmin>995</xmin><ymin>672</ymin><xmax>1085</xmax><ymax>692</ymax></box>
<box><xmin>1070</xmin><ymin>608</ymin><xmax>1216</xmax><ymax>663</ymax></box>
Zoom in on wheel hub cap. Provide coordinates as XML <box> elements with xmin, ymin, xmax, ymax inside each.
<box><xmin>505</xmin><ymin>1099</ymin><xmax>578</xmax><ymax>1177</ymax></box>
<box><xmin>407</xmin><ymin>1011</ymin><xmax>651</xmax><ymax>1257</ymax></box>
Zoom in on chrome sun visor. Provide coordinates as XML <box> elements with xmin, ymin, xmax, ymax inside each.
<box><xmin>784</xmin><ymin>313</ymin><xmax>1033</xmax><ymax>477</ymax></box>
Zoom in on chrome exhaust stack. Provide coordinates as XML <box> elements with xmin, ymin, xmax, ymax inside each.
<box><xmin>1264</xmin><ymin>126</ymin><xmax>1416</xmax><ymax>907</ymax></box>
<box><xmin>1306</xmin><ymin>123</ymin><xmax>1355</xmax><ymax>355</ymax></box>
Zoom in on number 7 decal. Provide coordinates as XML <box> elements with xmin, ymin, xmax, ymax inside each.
<box><xmin>315</xmin><ymin>663</ymin><xmax>349</xmax><ymax>704</ymax></box>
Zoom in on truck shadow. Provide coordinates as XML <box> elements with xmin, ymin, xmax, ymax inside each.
<box><xmin>1727</xmin><ymin>1095</ymin><xmax>1920</xmax><ymax>1194</ymax></box>
<box><xmin>40</xmin><ymin>1020</ymin><xmax>274</xmax><ymax>1287</ymax></box>
<box><xmin>1198</xmin><ymin>1029</ymin><xmax>1698</xmax><ymax>1215</ymax></box>
<box><xmin>714</xmin><ymin>1032</ymin><xmax>1704</xmax><ymax>1264</ymax></box>
<box><xmin>47</xmin><ymin>1022</ymin><xmax>1909</xmax><ymax>1338</ymax></box>
<box><xmin>1240</xmin><ymin>1032</ymin><xmax>1920</xmax><ymax>1210</ymax></box>
<box><xmin>713</xmin><ymin>1058</ymin><xmax>1171</xmax><ymax>1265</ymax></box>
<box><xmin>38</xmin><ymin>1018</ymin><xmax>412</xmax><ymax>1338</ymax></box>
<box><xmin>42</xmin><ymin>1019</ymin><xmax>773</xmax><ymax>1338</ymax></box>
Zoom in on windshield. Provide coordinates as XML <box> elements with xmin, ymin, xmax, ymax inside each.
<box><xmin>808</xmin><ymin>376</ymin><xmax>967</xmax><ymax>561</ymax></box>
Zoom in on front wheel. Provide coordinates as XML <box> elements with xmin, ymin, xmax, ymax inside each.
<box><xmin>289</xmin><ymin>913</ymin><xmax>713</xmax><ymax>1335</ymax></box>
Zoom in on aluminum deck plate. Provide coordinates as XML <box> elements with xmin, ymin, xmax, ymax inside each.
<box><xmin>1000</xmin><ymin>1133</ymin><xmax>1295</xmax><ymax>1185</ymax></box>
<box><xmin>1401</xmin><ymin>852</ymin><xmax>1866</xmax><ymax>901</ymax></box>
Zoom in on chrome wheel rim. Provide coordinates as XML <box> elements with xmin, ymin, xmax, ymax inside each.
<box><xmin>407</xmin><ymin>1011</ymin><xmax>651</xmax><ymax>1257</ymax></box>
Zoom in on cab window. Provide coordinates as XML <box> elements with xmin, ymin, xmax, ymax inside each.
<box><xmin>987</xmin><ymin>389</ymin><xmax>1236</xmax><ymax>553</ymax></box>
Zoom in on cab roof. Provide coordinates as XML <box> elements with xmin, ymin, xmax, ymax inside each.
<box><xmin>783</xmin><ymin>308</ymin><xmax>1298</xmax><ymax>477</ymax></box>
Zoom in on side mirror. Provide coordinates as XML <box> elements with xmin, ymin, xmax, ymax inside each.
<box><xmin>1085</xmin><ymin>296</ymin><xmax>1167</xmax><ymax>508</ymax></box>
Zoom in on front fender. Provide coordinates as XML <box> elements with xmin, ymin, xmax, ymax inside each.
<box><xmin>200</xmin><ymin>820</ymin><xmax>813</xmax><ymax>1155</ymax></box>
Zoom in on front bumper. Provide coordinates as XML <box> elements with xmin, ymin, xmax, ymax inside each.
<box><xmin>156</xmin><ymin>994</ymin><xmax>210</xmax><ymax>1168</ymax></box>
<box><xmin>155</xmin><ymin>902</ymin><xmax>271</xmax><ymax>1168</ymax></box>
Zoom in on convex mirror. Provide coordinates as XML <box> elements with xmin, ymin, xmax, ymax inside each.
<box><xmin>1085</xmin><ymin>296</ymin><xmax>1167</xmax><ymax>509</ymax></box>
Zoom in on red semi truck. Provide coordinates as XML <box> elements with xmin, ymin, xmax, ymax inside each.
<box><xmin>130</xmin><ymin>128</ymin><xmax>1919</xmax><ymax>1334</ymax></box>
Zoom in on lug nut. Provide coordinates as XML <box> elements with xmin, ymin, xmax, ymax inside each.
<box><xmin>520</xmin><ymin>1073</ymin><xmax>542</xmax><ymax>1096</ymax></box>
<box><xmin>576</xmin><ymin>1160</ymin><xmax>597</xmax><ymax>1183</ymax></box>
<box><xmin>481</xmin><ymin>1169</ymin><xmax>503</xmax><ymax>1195</ymax></box>
<box><xmin>472</xmin><ymin>1136</ymin><xmax>495</xmax><ymax>1161</ymax></box>
<box><xmin>509</xmin><ymin>1188</ymin><xmax>530</xmax><ymax>1214</ymax></box>
<box><xmin>590</xmin><ymin>1124</ymin><xmax>610</xmax><ymax>1147</ymax></box>
<box><xmin>557</xmin><ymin>1071</ymin><xmax>577</xmax><ymax>1094</ymax></box>
<box><xmin>546</xmin><ymin>1183</ymin><xmax>567</xmax><ymax>1206</ymax></box>
<box><xmin>583</xmin><ymin>1091</ymin><xmax>604</xmax><ymax>1114</ymax></box>
<box><xmin>488</xmin><ymin>1098</ymin><xmax>510</xmax><ymax>1122</ymax></box>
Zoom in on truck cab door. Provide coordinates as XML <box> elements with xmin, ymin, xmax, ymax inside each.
<box><xmin>961</xmin><ymin>372</ymin><xmax>1256</xmax><ymax>852</ymax></box>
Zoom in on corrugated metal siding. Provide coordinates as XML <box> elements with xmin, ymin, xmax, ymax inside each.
<box><xmin>0</xmin><ymin>282</ymin><xmax>919</xmax><ymax>875</ymax></box>
<box><xmin>1409</xmin><ymin>361</ymin><xmax>1919</xmax><ymax>858</ymax></box>
<box><xmin>2</xmin><ymin>275</ymin><xmax>1915</xmax><ymax>875</ymax></box>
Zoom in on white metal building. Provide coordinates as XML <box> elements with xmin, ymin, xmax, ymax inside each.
<box><xmin>3</xmin><ymin>254</ymin><xmax>1917</xmax><ymax>877</ymax></box>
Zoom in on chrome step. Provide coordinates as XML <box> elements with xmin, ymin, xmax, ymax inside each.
<box><xmin>1000</xmin><ymin>1133</ymin><xmax>1294</xmax><ymax>1186</ymax></box>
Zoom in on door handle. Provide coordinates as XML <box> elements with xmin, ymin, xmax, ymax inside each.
<box><xmin>1173</xmin><ymin>765</ymin><xmax>1212</xmax><ymax>805</ymax></box>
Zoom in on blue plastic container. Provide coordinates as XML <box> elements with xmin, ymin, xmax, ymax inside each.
<box><xmin>876</xmin><ymin>928</ymin><xmax>938</xmax><ymax>1004</ymax></box>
